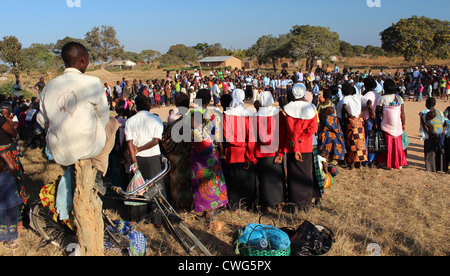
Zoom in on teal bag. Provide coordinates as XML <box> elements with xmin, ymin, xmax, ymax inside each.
<box><xmin>402</xmin><ymin>131</ymin><xmax>409</xmax><ymax>150</ymax></box>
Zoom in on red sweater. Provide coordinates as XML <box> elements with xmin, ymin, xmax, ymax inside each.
<box><xmin>254</xmin><ymin>113</ymin><xmax>285</xmax><ymax>158</ymax></box>
<box><xmin>281</xmin><ymin>112</ymin><xmax>318</xmax><ymax>154</ymax></box>
<box><xmin>223</xmin><ymin>114</ymin><xmax>256</xmax><ymax>164</ymax></box>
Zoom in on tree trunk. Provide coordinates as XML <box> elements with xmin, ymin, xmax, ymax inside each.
<box><xmin>272</xmin><ymin>58</ymin><xmax>277</xmax><ymax>72</ymax></box>
<box><xmin>73</xmin><ymin>160</ymin><xmax>104</xmax><ymax>256</ymax></box>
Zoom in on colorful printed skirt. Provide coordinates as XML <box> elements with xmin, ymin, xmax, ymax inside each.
<box><xmin>318</xmin><ymin>114</ymin><xmax>346</xmax><ymax>161</ymax></box>
<box><xmin>345</xmin><ymin>117</ymin><xmax>368</xmax><ymax>163</ymax></box>
<box><xmin>190</xmin><ymin>150</ymin><xmax>228</xmax><ymax>214</ymax></box>
<box><xmin>169</xmin><ymin>152</ymin><xmax>193</xmax><ymax>210</ymax></box>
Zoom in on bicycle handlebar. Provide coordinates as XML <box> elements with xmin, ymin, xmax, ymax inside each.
<box><xmin>111</xmin><ymin>155</ymin><xmax>170</xmax><ymax>197</ymax></box>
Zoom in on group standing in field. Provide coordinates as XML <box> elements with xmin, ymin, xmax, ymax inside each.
<box><xmin>100</xmin><ymin>63</ymin><xmax>450</xmax><ymax>221</ymax></box>
<box><xmin>1</xmin><ymin>42</ymin><xmax>449</xmax><ymax>249</ymax></box>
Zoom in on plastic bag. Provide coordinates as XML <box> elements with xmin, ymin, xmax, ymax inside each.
<box><xmin>288</xmin><ymin>220</ymin><xmax>334</xmax><ymax>256</ymax></box>
<box><xmin>238</xmin><ymin>223</ymin><xmax>290</xmax><ymax>251</ymax></box>
<box><xmin>127</xmin><ymin>170</ymin><xmax>146</xmax><ymax>196</ymax></box>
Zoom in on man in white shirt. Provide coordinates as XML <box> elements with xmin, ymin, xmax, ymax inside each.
<box><xmin>37</xmin><ymin>42</ymin><xmax>119</xmax><ymax>177</ymax></box>
<box><xmin>125</xmin><ymin>94</ymin><xmax>165</xmax><ymax>225</ymax></box>
<box><xmin>37</xmin><ymin>42</ymin><xmax>119</xmax><ymax>256</ymax></box>
<box><xmin>297</xmin><ymin>69</ymin><xmax>304</xmax><ymax>82</ymax></box>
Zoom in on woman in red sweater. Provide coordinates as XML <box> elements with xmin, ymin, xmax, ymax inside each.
<box><xmin>223</xmin><ymin>89</ymin><xmax>258</xmax><ymax>211</ymax></box>
<box><xmin>255</xmin><ymin>91</ymin><xmax>286</xmax><ymax>214</ymax></box>
<box><xmin>280</xmin><ymin>83</ymin><xmax>318</xmax><ymax>210</ymax></box>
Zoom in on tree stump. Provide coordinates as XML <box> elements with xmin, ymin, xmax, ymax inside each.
<box><xmin>73</xmin><ymin>159</ymin><xmax>104</xmax><ymax>256</ymax></box>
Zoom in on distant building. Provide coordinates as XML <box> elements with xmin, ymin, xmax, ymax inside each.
<box><xmin>107</xmin><ymin>60</ymin><xmax>137</xmax><ymax>70</ymax></box>
<box><xmin>199</xmin><ymin>56</ymin><xmax>242</xmax><ymax>69</ymax></box>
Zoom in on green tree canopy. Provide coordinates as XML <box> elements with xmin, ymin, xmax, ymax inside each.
<box><xmin>85</xmin><ymin>25</ymin><xmax>124</xmax><ymax>67</ymax></box>
<box><xmin>158</xmin><ymin>44</ymin><xmax>198</xmax><ymax>68</ymax></box>
<box><xmin>248</xmin><ymin>34</ymin><xmax>290</xmax><ymax>72</ymax></box>
<box><xmin>21</xmin><ymin>43</ymin><xmax>61</xmax><ymax>74</ymax></box>
<box><xmin>140</xmin><ymin>49</ymin><xmax>161</xmax><ymax>63</ymax></box>
<box><xmin>380</xmin><ymin>16</ymin><xmax>450</xmax><ymax>63</ymax></box>
<box><xmin>288</xmin><ymin>25</ymin><xmax>340</xmax><ymax>71</ymax></box>
<box><xmin>339</xmin><ymin>41</ymin><xmax>355</xmax><ymax>57</ymax></box>
<box><xmin>0</xmin><ymin>36</ymin><xmax>23</xmax><ymax>77</ymax></box>
<box><xmin>364</xmin><ymin>45</ymin><xmax>386</xmax><ymax>57</ymax></box>
<box><xmin>121</xmin><ymin>51</ymin><xmax>144</xmax><ymax>63</ymax></box>
<box><xmin>193</xmin><ymin>43</ymin><xmax>228</xmax><ymax>58</ymax></box>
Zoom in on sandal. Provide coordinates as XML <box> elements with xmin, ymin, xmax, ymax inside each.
<box><xmin>3</xmin><ymin>241</ymin><xmax>20</xmax><ymax>249</ymax></box>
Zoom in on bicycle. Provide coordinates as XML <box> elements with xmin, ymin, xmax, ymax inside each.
<box><xmin>29</xmin><ymin>155</ymin><xmax>212</xmax><ymax>256</ymax></box>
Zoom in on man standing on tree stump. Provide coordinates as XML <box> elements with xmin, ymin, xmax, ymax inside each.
<box><xmin>37</xmin><ymin>42</ymin><xmax>119</xmax><ymax>256</ymax></box>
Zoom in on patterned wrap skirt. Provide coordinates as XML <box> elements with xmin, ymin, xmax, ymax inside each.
<box><xmin>345</xmin><ymin>117</ymin><xmax>368</xmax><ymax>163</ymax></box>
<box><xmin>318</xmin><ymin>113</ymin><xmax>346</xmax><ymax>161</ymax></box>
<box><xmin>190</xmin><ymin>150</ymin><xmax>228</xmax><ymax>214</ymax></box>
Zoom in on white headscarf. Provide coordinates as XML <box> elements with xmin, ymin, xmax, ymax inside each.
<box><xmin>230</xmin><ymin>89</ymin><xmax>245</xmax><ymax>109</ymax></box>
<box><xmin>224</xmin><ymin>89</ymin><xmax>254</xmax><ymax>116</ymax></box>
<box><xmin>292</xmin><ymin>83</ymin><xmax>307</xmax><ymax>100</ymax></box>
<box><xmin>283</xmin><ymin>83</ymin><xmax>317</xmax><ymax>120</ymax></box>
<box><xmin>256</xmin><ymin>91</ymin><xmax>279</xmax><ymax>117</ymax></box>
<box><xmin>259</xmin><ymin>91</ymin><xmax>274</xmax><ymax>107</ymax></box>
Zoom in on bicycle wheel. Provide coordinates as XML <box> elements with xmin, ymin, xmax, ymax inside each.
<box><xmin>29</xmin><ymin>203</ymin><xmax>76</xmax><ymax>248</ymax></box>
<box><xmin>168</xmin><ymin>217</ymin><xmax>212</xmax><ymax>256</ymax></box>
<box><xmin>152</xmin><ymin>194</ymin><xmax>211</xmax><ymax>256</ymax></box>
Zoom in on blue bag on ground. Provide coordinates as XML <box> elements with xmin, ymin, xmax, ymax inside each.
<box><xmin>104</xmin><ymin>219</ymin><xmax>147</xmax><ymax>256</ymax></box>
<box><xmin>238</xmin><ymin>223</ymin><xmax>290</xmax><ymax>250</ymax></box>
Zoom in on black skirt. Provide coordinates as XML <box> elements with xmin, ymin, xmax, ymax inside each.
<box><xmin>256</xmin><ymin>156</ymin><xmax>285</xmax><ymax>208</ymax></box>
<box><xmin>424</xmin><ymin>138</ymin><xmax>447</xmax><ymax>173</ymax></box>
<box><xmin>225</xmin><ymin>162</ymin><xmax>259</xmax><ymax>210</ymax></box>
<box><xmin>286</xmin><ymin>152</ymin><xmax>314</xmax><ymax>208</ymax></box>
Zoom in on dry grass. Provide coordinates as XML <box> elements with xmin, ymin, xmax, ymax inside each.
<box><xmin>338</xmin><ymin>57</ymin><xmax>450</xmax><ymax>72</ymax></box>
<box><xmin>1</xmin><ymin>129</ymin><xmax>449</xmax><ymax>256</ymax></box>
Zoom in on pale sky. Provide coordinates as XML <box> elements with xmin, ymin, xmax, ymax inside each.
<box><xmin>0</xmin><ymin>0</ymin><xmax>448</xmax><ymax>53</ymax></box>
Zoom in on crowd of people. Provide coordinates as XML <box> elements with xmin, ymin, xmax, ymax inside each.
<box><xmin>103</xmin><ymin>63</ymin><xmax>450</xmax><ymax>223</ymax></box>
<box><xmin>1</xmin><ymin>41</ymin><xmax>449</xmax><ymax>250</ymax></box>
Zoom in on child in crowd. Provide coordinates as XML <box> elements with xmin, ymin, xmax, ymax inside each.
<box><xmin>154</xmin><ymin>89</ymin><xmax>161</xmax><ymax>108</ymax></box>
<box><xmin>167</xmin><ymin>109</ymin><xmax>181</xmax><ymax>125</ymax></box>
